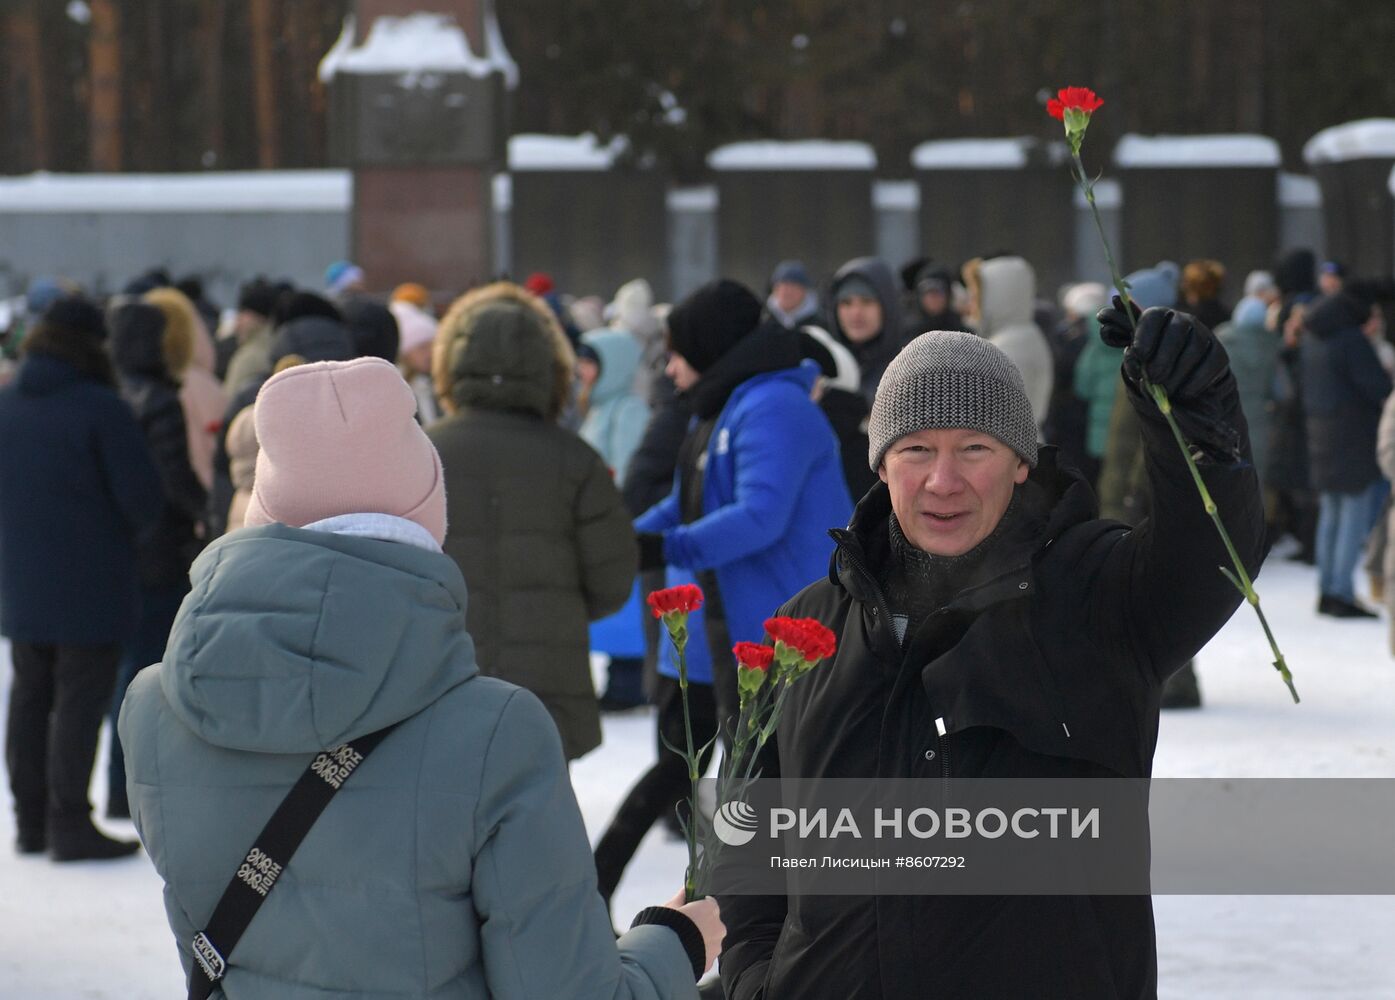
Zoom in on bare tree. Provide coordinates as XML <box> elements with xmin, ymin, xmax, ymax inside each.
<box><xmin>88</xmin><ymin>0</ymin><xmax>121</xmax><ymax>171</ymax></box>
<box><xmin>248</xmin><ymin>0</ymin><xmax>280</xmax><ymax>168</ymax></box>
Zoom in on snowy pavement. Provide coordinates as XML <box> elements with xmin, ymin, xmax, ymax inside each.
<box><xmin>1</xmin><ymin>549</ymin><xmax>1393</xmax><ymax>998</ymax></box>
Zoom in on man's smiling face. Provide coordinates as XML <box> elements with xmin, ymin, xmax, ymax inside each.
<box><xmin>878</xmin><ymin>427</ymin><xmax>1027</xmax><ymax>556</ymax></box>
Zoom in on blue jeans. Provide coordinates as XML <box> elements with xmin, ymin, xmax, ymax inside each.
<box><xmin>1316</xmin><ymin>481</ymin><xmax>1388</xmax><ymax>602</ymax></box>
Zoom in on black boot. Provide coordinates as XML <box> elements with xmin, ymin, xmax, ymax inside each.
<box><xmin>15</xmin><ymin>825</ymin><xmax>46</xmax><ymax>855</ymax></box>
<box><xmin>48</xmin><ymin>815</ymin><xmax>140</xmax><ymax>862</ymax></box>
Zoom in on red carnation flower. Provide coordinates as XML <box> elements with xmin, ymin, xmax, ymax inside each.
<box><xmin>732</xmin><ymin>642</ymin><xmax>775</xmax><ymax>672</ymax></box>
<box><xmin>647</xmin><ymin>584</ymin><xmax>704</xmax><ymax>618</ymax></box>
<box><xmin>1046</xmin><ymin>86</ymin><xmax>1103</xmax><ymax>122</ymax></box>
<box><xmin>763</xmin><ymin>617</ymin><xmax>837</xmax><ymax>664</ymax></box>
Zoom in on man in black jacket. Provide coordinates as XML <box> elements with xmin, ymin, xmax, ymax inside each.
<box><xmin>717</xmin><ymin>303</ymin><xmax>1265</xmax><ymax>999</ymax></box>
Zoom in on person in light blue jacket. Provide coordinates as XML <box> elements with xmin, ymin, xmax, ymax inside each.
<box><xmin>580</xmin><ymin>327</ymin><xmax>651</xmax><ymax>484</ymax></box>
<box><xmin>594</xmin><ymin>282</ymin><xmax>852</xmax><ymax>910</ymax></box>
<box><xmin>119</xmin><ymin>357</ymin><xmax>722</xmax><ymax>999</ymax></box>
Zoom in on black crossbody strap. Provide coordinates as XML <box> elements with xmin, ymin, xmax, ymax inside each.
<box><xmin>187</xmin><ymin>724</ymin><xmax>398</xmax><ymax>1000</ymax></box>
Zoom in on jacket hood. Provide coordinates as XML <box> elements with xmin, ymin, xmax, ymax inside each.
<box><xmin>270</xmin><ymin>315</ymin><xmax>355</xmax><ymax>367</ymax></box>
<box><xmin>581</xmin><ymin>327</ymin><xmax>643</xmax><ymax>405</ymax></box>
<box><xmin>831</xmin><ymin>257</ymin><xmax>903</xmax><ymax>345</ymax></box>
<box><xmin>160</xmin><ymin>524</ymin><xmax>476</xmax><ymax>753</ymax></box>
<box><xmin>1304</xmin><ymin>292</ymin><xmax>1370</xmax><ymax>340</ymax></box>
<box><xmin>19</xmin><ymin>323</ymin><xmax>115</xmax><ymax>388</ymax></box>
<box><xmin>433</xmin><ymin>282</ymin><xmax>575</xmax><ymax>420</ymax></box>
<box><xmin>109</xmin><ymin>302</ymin><xmax>171</xmax><ymax>380</ymax></box>
<box><xmin>977</xmin><ymin>256</ymin><xmax>1036</xmax><ymax>335</ymax></box>
<box><xmin>610</xmin><ymin>278</ymin><xmax>661</xmax><ymax>341</ymax></box>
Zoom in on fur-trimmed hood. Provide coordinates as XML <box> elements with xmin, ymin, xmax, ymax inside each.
<box><xmin>433</xmin><ymin>282</ymin><xmax>576</xmax><ymax>420</ymax></box>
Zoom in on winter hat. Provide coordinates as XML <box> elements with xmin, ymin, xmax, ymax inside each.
<box><xmin>237</xmin><ymin>278</ymin><xmax>278</xmax><ymax>318</ymax></box>
<box><xmin>244</xmin><ymin>357</ymin><xmax>447</xmax><ymax>545</ymax></box>
<box><xmin>275</xmin><ymin>290</ymin><xmax>343</xmax><ymax>329</ymax></box>
<box><xmin>1243</xmin><ymin>271</ymin><xmax>1276</xmax><ymax>299</ymax></box>
<box><xmin>524</xmin><ymin>272</ymin><xmax>555</xmax><ymax>296</ymax></box>
<box><xmin>1122</xmin><ymin>262</ymin><xmax>1180</xmax><ymax>311</ymax></box>
<box><xmin>868</xmin><ymin>330</ymin><xmax>1038</xmax><ymax>471</ymax></box>
<box><xmin>390</xmin><ymin>301</ymin><xmax>438</xmax><ymax>354</ymax></box>
<box><xmin>342</xmin><ymin>299</ymin><xmax>401</xmax><ymax>363</ymax></box>
<box><xmin>41</xmin><ymin>295</ymin><xmax>107</xmax><ymax>342</ymax></box>
<box><xmin>1231</xmin><ymin>296</ymin><xmax>1268</xmax><ymax>328</ymax></box>
<box><xmin>390</xmin><ymin>282</ymin><xmax>431</xmax><ymax>310</ymax></box>
<box><xmin>324</xmin><ymin>260</ymin><xmax>365</xmax><ymax>297</ymax></box>
<box><xmin>1320</xmin><ymin>260</ymin><xmax>1347</xmax><ymax>278</ymax></box>
<box><xmin>914</xmin><ymin>263</ymin><xmax>954</xmax><ymax>297</ymax></box>
<box><xmin>771</xmin><ymin>260</ymin><xmax>813</xmax><ymax>288</ymax></box>
<box><xmin>665</xmin><ymin>278</ymin><xmax>762</xmax><ymax>373</ymax></box>
<box><xmin>1062</xmin><ymin>282</ymin><xmax>1108</xmax><ymax>320</ymax></box>
<box><xmin>122</xmin><ymin>268</ymin><xmax>171</xmax><ymax>296</ymax></box>
<box><xmin>835</xmin><ymin>275</ymin><xmax>879</xmax><ymax>304</ymax></box>
<box><xmin>25</xmin><ymin>276</ymin><xmax>68</xmax><ymax>319</ymax></box>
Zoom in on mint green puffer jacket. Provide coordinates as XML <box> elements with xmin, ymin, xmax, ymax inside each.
<box><xmin>119</xmin><ymin>524</ymin><xmax>696</xmax><ymax>1000</ymax></box>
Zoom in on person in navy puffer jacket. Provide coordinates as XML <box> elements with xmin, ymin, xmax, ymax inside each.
<box><xmin>0</xmin><ymin>296</ymin><xmax>163</xmax><ymax>861</ymax></box>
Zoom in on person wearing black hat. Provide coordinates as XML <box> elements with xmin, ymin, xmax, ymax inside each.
<box><xmin>640</xmin><ymin>280</ymin><xmax>852</xmax><ymax>718</ymax></box>
<box><xmin>222</xmin><ymin>277</ymin><xmax>281</xmax><ymax>395</ymax></box>
<box><xmin>902</xmin><ymin>261</ymin><xmax>967</xmax><ymax>338</ymax></box>
<box><xmin>594</xmin><ymin>280</ymin><xmax>853</xmax><ymax>916</ymax></box>
<box><xmin>0</xmin><ymin>296</ymin><xmax>165</xmax><ymax>860</ymax></box>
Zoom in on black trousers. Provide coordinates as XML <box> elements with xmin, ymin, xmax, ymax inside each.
<box><xmin>5</xmin><ymin>641</ymin><xmax>120</xmax><ymax>829</ymax></box>
<box><xmin>594</xmin><ymin>676</ymin><xmax>718</xmax><ymax>903</ymax></box>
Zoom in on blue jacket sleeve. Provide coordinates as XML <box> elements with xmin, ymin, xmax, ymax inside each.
<box><xmin>635</xmin><ymin>490</ymin><xmax>682</xmax><ymax>534</ymax></box>
<box><xmin>660</xmin><ymin>393</ymin><xmax>828</xmax><ymax>571</ymax></box>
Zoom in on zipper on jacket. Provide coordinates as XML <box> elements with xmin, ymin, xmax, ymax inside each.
<box><xmin>936</xmin><ymin>717</ymin><xmax>951</xmax><ymax>803</ymax></box>
<box><xmin>833</xmin><ymin>538</ymin><xmax>896</xmax><ymax>639</ymax></box>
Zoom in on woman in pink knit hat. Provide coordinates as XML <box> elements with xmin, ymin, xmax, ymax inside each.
<box><xmin>119</xmin><ymin>355</ymin><xmax>722</xmax><ymax>998</ymax></box>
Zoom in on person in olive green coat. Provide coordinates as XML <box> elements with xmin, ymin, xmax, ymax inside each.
<box><xmin>429</xmin><ymin>282</ymin><xmax>637</xmax><ymax>760</ymax></box>
<box><xmin>120</xmin><ymin>358</ymin><xmax>720</xmax><ymax>998</ymax></box>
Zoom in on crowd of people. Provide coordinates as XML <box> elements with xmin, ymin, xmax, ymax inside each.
<box><xmin>0</xmin><ymin>243</ymin><xmax>1386</xmax><ymax>997</ymax></box>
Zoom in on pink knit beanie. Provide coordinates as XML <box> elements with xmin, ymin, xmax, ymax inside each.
<box><xmin>243</xmin><ymin>357</ymin><xmax>447</xmax><ymax>544</ymax></box>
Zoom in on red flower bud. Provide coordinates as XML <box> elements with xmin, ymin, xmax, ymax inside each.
<box><xmin>763</xmin><ymin>617</ymin><xmax>837</xmax><ymax>664</ymax></box>
<box><xmin>1046</xmin><ymin>86</ymin><xmax>1103</xmax><ymax>122</ymax></box>
<box><xmin>647</xmin><ymin>584</ymin><xmax>704</xmax><ymax>618</ymax></box>
<box><xmin>732</xmin><ymin>641</ymin><xmax>774</xmax><ymax>672</ymax></box>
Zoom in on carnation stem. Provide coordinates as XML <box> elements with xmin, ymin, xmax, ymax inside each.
<box><xmin>674</xmin><ymin>631</ymin><xmax>701</xmax><ymax>902</ymax></box>
<box><xmin>1067</xmin><ymin>152</ymin><xmax>1297</xmax><ymax>703</ymax></box>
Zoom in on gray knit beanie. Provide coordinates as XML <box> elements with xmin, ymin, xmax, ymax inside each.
<box><xmin>868</xmin><ymin>330</ymin><xmax>1039</xmax><ymax>471</ymax></box>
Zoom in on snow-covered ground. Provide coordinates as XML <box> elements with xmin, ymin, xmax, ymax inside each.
<box><xmin>1</xmin><ymin>547</ymin><xmax>1392</xmax><ymax>998</ymax></box>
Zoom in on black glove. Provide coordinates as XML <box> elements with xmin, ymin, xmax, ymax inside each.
<box><xmin>637</xmin><ymin>532</ymin><xmax>666</xmax><ymax>572</ymax></box>
<box><xmin>1097</xmin><ymin>296</ymin><xmax>1243</xmax><ymax>462</ymax></box>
